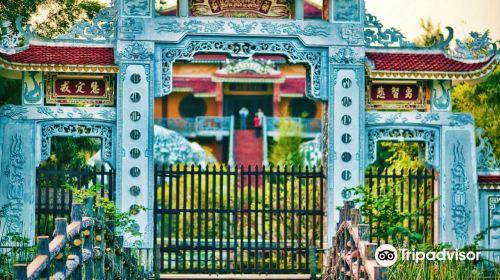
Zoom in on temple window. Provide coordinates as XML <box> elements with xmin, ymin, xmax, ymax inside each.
<box><xmin>179</xmin><ymin>94</ymin><xmax>207</xmax><ymax>118</ymax></box>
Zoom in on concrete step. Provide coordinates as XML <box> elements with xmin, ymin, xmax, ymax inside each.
<box><xmin>234</xmin><ymin>130</ymin><xmax>263</xmax><ymax>166</ymax></box>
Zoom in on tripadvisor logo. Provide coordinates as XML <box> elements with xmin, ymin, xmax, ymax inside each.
<box><xmin>375</xmin><ymin>244</ymin><xmax>481</xmax><ymax>267</ymax></box>
<box><xmin>375</xmin><ymin>244</ymin><xmax>398</xmax><ymax>267</ymax></box>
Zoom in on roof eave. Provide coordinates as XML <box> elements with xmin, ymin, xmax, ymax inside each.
<box><xmin>0</xmin><ymin>57</ymin><xmax>119</xmax><ymax>73</ymax></box>
<box><xmin>365</xmin><ymin>58</ymin><xmax>498</xmax><ymax>81</ymax></box>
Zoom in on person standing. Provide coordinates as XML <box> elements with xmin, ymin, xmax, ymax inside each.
<box><xmin>239</xmin><ymin>107</ymin><xmax>249</xmax><ymax>129</ymax></box>
<box><xmin>253</xmin><ymin>113</ymin><xmax>262</xmax><ymax>137</ymax></box>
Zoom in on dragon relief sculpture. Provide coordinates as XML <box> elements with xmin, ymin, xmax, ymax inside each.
<box><xmin>453</xmin><ymin>31</ymin><xmax>497</xmax><ymax>59</ymax></box>
<box><xmin>450</xmin><ymin>141</ymin><xmax>471</xmax><ymax>243</ymax></box>
<box><xmin>432</xmin><ymin>80</ymin><xmax>451</xmax><ymax>110</ymax></box>
<box><xmin>3</xmin><ymin>134</ymin><xmax>26</xmax><ymax>234</ymax></box>
<box><xmin>23</xmin><ymin>72</ymin><xmax>42</xmax><ymax>104</ymax></box>
<box><xmin>476</xmin><ymin>128</ymin><xmax>500</xmax><ymax>170</ymax></box>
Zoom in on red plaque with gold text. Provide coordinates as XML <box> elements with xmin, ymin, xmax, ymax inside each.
<box><xmin>366</xmin><ymin>81</ymin><xmax>425</xmax><ymax>110</ymax></box>
<box><xmin>46</xmin><ymin>74</ymin><xmax>114</xmax><ymax>105</ymax></box>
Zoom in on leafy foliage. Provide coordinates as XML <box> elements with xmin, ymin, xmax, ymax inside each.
<box><xmin>269</xmin><ymin>119</ymin><xmax>305</xmax><ymax>167</ymax></box>
<box><xmin>453</xmin><ymin>67</ymin><xmax>500</xmax><ymax>157</ymax></box>
<box><xmin>0</xmin><ymin>0</ymin><xmax>104</xmax><ymax>38</ymax></box>
<box><xmin>44</xmin><ymin>137</ymin><xmax>101</xmax><ymax>168</ymax></box>
<box><xmin>156</xmin><ymin>164</ymin><xmax>322</xmax><ymax>270</ymax></box>
<box><xmin>0</xmin><ymin>77</ymin><xmax>22</xmax><ymax>106</ymax></box>
<box><xmin>414</xmin><ymin>18</ymin><xmax>443</xmax><ymax>47</ymax></box>
<box><xmin>389</xmin><ymin>241</ymin><xmax>500</xmax><ymax>279</ymax></box>
<box><xmin>0</xmin><ymin>203</ymin><xmax>36</xmax><ymax>279</ymax></box>
<box><xmin>33</xmin><ymin>0</ymin><xmax>104</xmax><ymax>38</ymax></box>
<box><xmin>370</xmin><ymin>141</ymin><xmax>425</xmax><ymax>171</ymax></box>
<box><xmin>66</xmin><ymin>183</ymin><xmax>145</xmax><ymax>241</ymax></box>
<box><xmin>348</xmin><ymin>182</ymin><xmax>437</xmax><ymax>247</ymax></box>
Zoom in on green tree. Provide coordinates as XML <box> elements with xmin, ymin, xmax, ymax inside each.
<box><xmin>415</xmin><ymin>18</ymin><xmax>443</xmax><ymax>47</ymax></box>
<box><xmin>45</xmin><ymin>137</ymin><xmax>101</xmax><ymax>168</ymax></box>
<box><xmin>0</xmin><ymin>0</ymin><xmax>104</xmax><ymax>38</ymax></box>
<box><xmin>371</xmin><ymin>142</ymin><xmax>425</xmax><ymax>170</ymax></box>
<box><xmin>269</xmin><ymin>119</ymin><xmax>305</xmax><ymax>167</ymax></box>
<box><xmin>0</xmin><ymin>0</ymin><xmax>45</xmax><ymax>24</ymax></box>
<box><xmin>453</xmin><ymin>67</ymin><xmax>500</xmax><ymax>156</ymax></box>
<box><xmin>0</xmin><ymin>77</ymin><xmax>21</xmax><ymax>106</ymax></box>
<box><xmin>34</xmin><ymin>0</ymin><xmax>104</xmax><ymax>38</ymax></box>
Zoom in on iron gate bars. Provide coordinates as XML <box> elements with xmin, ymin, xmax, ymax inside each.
<box><xmin>154</xmin><ymin>164</ymin><xmax>325</xmax><ymax>274</ymax></box>
<box><xmin>35</xmin><ymin>165</ymin><xmax>115</xmax><ymax>236</ymax></box>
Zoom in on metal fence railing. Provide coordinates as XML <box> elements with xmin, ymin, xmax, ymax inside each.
<box><xmin>35</xmin><ymin>165</ymin><xmax>115</xmax><ymax>236</ymax></box>
<box><xmin>154</xmin><ymin>164</ymin><xmax>325</xmax><ymax>274</ymax></box>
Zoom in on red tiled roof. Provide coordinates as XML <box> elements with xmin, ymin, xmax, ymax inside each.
<box><xmin>0</xmin><ymin>45</ymin><xmax>115</xmax><ymax>65</ymax></box>
<box><xmin>366</xmin><ymin>51</ymin><xmax>494</xmax><ymax>73</ymax></box>
<box><xmin>478</xmin><ymin>175</ymin><xmax>500</xmax><ymax>184</ymax></box>
<box><xmin>280</xmin><ymin>77</ymin><xmax>305</xmax><ymax>94</ymax></box>
<box><xmin>173</xmin><ymin>77</ymin><xmax>216</xmax><ymax>93</ymax></box>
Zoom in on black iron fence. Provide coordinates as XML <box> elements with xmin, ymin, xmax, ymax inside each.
<box><xmin>154</xmin><ymin>164</ymin><xmax>325</xmax><ymax>274</ymax></box>
<box><xmin>35</xmin><ymin>165</ymin><xmax>115</xmax><ymax>236</ymax></box>
<box><xmin>365</xmin><ymin>168</ymin><xmax>436</xmax><ymax>245</ymax></box>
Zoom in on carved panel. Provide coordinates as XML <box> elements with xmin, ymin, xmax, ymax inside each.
<box><xmin>22</xmin><ymin>72</ymin><xmax>44</xmax><ymax>105</ymax></box>
<box><xmin>188</xmin><ymin>0</ymin><xmax>291</xmax><ymax>18</ymax></box>
<box><xmin>40</xmin><ymin>122</ymin><xmax>114</xmax><ymax>163</ymax></box>
<box><xmin>431</xmin><ymin>80</ymin><xmax>452</xmax><ymax>112</ymax></box>
<box><xmin>366</xmin><ymin>127</ymin><xmax>438</xmax><ymax>168</ymax></box>
<box><xmin>123</xmin><ymin>0</ymin><xmax>151</xmax><ymax>17</ymax></box>
<box><xmin>334</xmin><ymin>0</ymin><xmax>360</xmax><ymax>22</ymax></box>
<box><xmin>160</xmin><ymin>39</ymin><xmax>324</xmax><ymax>100</ymax></box>
<box><xmin>450</xmin><ymin>140</ymin><xmax>471</xmax><ymax>243</ymax></box>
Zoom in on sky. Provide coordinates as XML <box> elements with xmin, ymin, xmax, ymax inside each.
<box><xmin>364</xmin><ymin>0</ymin><xmax>500</xmax><ymax>41</ymax></box>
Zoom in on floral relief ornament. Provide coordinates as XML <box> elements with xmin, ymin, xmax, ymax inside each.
<box><xmin>120</xmin><ymin>42</ymin><xmax>153</xmax><ymax>60</ymax></box>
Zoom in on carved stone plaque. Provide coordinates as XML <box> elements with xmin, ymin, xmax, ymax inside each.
<box><xmin>189</xmin><ymin>0</ymin><xmax>291</xmax><ymax>18</ymax></box>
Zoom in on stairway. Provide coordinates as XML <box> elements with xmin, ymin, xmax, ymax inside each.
<box><xmin>234</xmin><ymin>130</ymin><xmax>263</xmax><ymax>166</ymax></box>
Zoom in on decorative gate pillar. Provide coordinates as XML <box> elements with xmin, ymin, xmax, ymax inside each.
<box><xmin>116</xmin><ymin>41</ymin><xmax>155</xmax><ymax>250</ymax></box>
<box><xmin>0</xmin><ymin>119</ymin><xmax>37</xmax><ymax>243</ymax></box>
<box><xmin>325</xmin><ymin>0</ymin><xmax>365</xmax><ymax>245</ymax></box>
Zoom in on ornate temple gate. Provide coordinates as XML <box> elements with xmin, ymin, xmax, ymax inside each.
<box><xmin>153</xmin><ymin>165</ymin><xmax>324</xmax><ymax>273</ymax></box>
<box><xmin>1</xmin><ymin>0</ymin><xmax>498</xmax><ymax>276</ymax></box>
<box><xmin>114</xmin><ymin>0</ymin><xmax>367</xmax><ymax>268</ymax></box>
